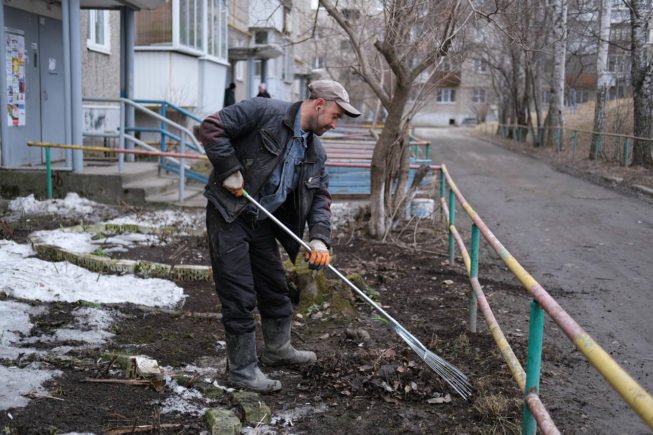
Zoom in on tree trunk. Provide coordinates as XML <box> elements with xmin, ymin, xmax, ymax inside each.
<box><xmin>543</xmin><ymin>0</ymin><xmax>567</xmax><ymax>148</ymax></box>
<box><xmin>591</xmin><ymin>0</ymin><xmax>611</xmax><ymax>160</ymax></box>
<box><xmin>630</xmin><ymin>0</ymin><xmax>653</xmax><ymax>167</ymax></box>
<box><xmin>368</xmin><ymin>86</ymin><xmax>411</xmax><ymax>238</ymax></box>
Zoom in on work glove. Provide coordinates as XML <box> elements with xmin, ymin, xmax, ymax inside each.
<box><xmin>303</xmin><ymin>239</ymin><xmax>330</xmax><ymax>270</ymax></box>
<box><xmin>222</xmin><ymin>171</ymin><xmax>244</xmax><ymax>197</ymax></box>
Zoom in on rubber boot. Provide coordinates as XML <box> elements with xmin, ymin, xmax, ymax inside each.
<box><xmin>260</xmin><ymin>316</ymin><xmax>317</xmax><ymax>366</ymax></box>
<box><xmin>225</xmin><ymin>331</ymin><xmax>281</xmax><ymax>393</ymax></box>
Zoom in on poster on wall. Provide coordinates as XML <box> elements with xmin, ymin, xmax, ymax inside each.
<box><xmin>5</xmin><ymin>28</ymin><xmax>26</xmax><ymax>127</ymax></box>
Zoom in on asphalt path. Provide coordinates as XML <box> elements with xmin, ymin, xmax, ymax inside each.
<box><xmin>417</xmin><ymin>127</ymin><xmax>653</xmax><ymax>434</ymax></box>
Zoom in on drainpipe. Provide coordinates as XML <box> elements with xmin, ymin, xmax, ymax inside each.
<box><xmin>69</xmin><ymin>0</ymin><xmax>83</xmax><ymax>172</ymax></box>
<box><xmin>0</xmin><ymin>6</ymin><xmax>7</xmax><ymax>166</ymax></box>
<box><xmin>61</xmin><ymin>0</ymin><xmax>73</xmax><ymax>167</ymax></box>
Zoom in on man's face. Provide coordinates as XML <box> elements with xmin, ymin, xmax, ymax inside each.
<box><xmin>312</xmin><ymin>101</ymin><xmax>344</xmax><ymax>136</ymax></box>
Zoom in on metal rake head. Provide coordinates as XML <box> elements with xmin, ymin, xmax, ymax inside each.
<box><xmin>396</xmin><ymin>327</ymin><xmax>473</xmax><ymax>400</ymax></box>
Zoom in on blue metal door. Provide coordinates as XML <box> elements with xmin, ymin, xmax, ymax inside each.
<box><xmin>38</xmin><ymin>16</ymin><xmax>65</xmax><ymax>163</ymax></box>
<box><xmin>4</xmin><ymin>6</ymin><xmax>42</xmax><ymax>167</ymax></box>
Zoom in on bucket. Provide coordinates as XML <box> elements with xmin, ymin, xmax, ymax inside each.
<box><xmin>410</xmin><ymin>198</ymin><xmax>435</xmax><ymax>218</ymax></box>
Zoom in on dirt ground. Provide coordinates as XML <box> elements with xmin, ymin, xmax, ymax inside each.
<box><xmin>0</xmin><ymin>204</ymin><xmax>573</xmax><ymax>434</ymax></box>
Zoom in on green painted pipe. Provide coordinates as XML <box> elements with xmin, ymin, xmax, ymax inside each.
<box><xmin>448</xmin><ymin>189</ymin><xmax>456</xmax><ymax>264</ymax></box>
<box><xmin>46</xmin><ymin>147</ymin><xmax>52</xmax><ymax>199</ymax></box>
<box><xmin>522</xmin><ymin>299</ymin><xmax>545</xmax><ymax>435</ymax></box>
<box><xmin>439</xmin><ymin>170</ymin><xmax>446</xmax><ymax>222</ymax></box>
<box><xmin>468</xmin><ymin>224</ymin><xmax>480</xmax><ymax>333</ymax></box>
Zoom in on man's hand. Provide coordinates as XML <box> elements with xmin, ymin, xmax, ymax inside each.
<box><xmin>303</xmin><ymin>239</ymin><xmax>330</xmax><ymax>270</ymax></box>
<box><xmin>222</xmin><ymin>172</ymin><xmax>244</xmax><ymax>197</ymax></box>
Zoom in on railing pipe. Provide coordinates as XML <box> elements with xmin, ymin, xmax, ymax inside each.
<box><xmin>179</xmin><ymin>132</ymin><xmax>186</xmax><ymax>203</ymax></box>
<box><xmin>439</xmin><ymin>170</ymin><xmax>446</xmax><ymax>222</ymax></box>
<box><xmin>525</xmin><ymin>393</ymin><xmax>561</xmax><ymax>435</ymax></box>
<box><xmin>523</xmin><ymin>300</ymin><xmax>545</xmax><ymax>435</ymax></box>
<box><xmin>440</xmin><ymin>164</ymin><xmax>653</xmax><ymax>429</ymax></box>
<box><xmin>118</xmin><ymin>99</ymin><xmax>125</xmax><ymax>174</ymax></box>
<box><xmin>448</xmin><ymin>189</ymin><xmax>456</xmax><ymax>264</ymax></box>
<box><xmin>572</xmin><ymin>130</ymin><xmax>577</xmax><ymax>160</ymax></box>
<box><xmin>161</xmin><ymin>102</ymin><xmax>167</xmax><ymax>154</ymax></box>
<box><xmin>46</xmin><ymin>148</ymin><xmax>52</xmax><ymax>199</ymax></box>
<box><xmin>468</xmin><ymin>224</ymin><xmax>480</xmax><ymax>333</ymax></box>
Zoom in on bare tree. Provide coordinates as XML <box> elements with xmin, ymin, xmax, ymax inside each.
<box><xmin>317</xmin><ymin>0</ymin><xmax>472</xmax><ymax>238</ymax></box>
<box><xmin>591</xmin><ymin>0</ymin><xmax>611</xmax><ymax>159</ymax></box>
<box><xmin>630</xmin><ymin>0</ymin><xmax>653</xmax><ymax>167</ymax></box>
<box><xmin>542</xmin><ymin>0</ymin><xmax>568</xmax><ymax>148</ymax></box>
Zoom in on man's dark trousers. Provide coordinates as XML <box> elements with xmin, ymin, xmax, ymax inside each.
<box><xmin>206</xmin><ymin>203</ymin><xmax>293</xmax><ymax>335</ymax></box>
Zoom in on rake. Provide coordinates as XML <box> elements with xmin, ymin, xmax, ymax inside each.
<box><xmin>242</xmin><ymin>190</ymin><xmax>473</xmax><ymax>400</ymax></box>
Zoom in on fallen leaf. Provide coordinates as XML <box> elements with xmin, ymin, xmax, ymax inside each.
<box><xmin>427</xmin><ymin>393</ymin><xmax>452</xmax><ymax>404</ymax></box>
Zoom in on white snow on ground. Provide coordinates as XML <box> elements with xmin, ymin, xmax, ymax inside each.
<box><xmin>8</xmin><ymin>193</ymin><xmax>98</xmax><ymax>216</ymax></box>
<box><xmin>106</xmin><ymin>209</ymin><xmax>205</xmax><ymax>231</ymax></box>
<box><xmin>0</xmin><ymin>364</ymin><xmax>62</xmax><ymax>410</ymax></box>
<box><xmin>0</xmin><ymin>194</ymin><xmax>361</xmax><ymax>423</ymax></box>
<box><xmin>32</xmin><ymin>228</ymin><xmax>163</xmax><ymax>254</ymax></box>
<box><xmin>0</xmin><ymin>301</ymin><xmax>46</xmax><ymax>360</ymax></box>
<box><xmin>0</xmin><ymin>240</ymin><xmax>186</xmax><ymax>308</ymax></box>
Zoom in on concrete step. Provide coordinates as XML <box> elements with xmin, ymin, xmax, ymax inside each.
<box><xmin>146</xmin><ymin>183</ymin><xmax>207</xmax><ymax>208</ymax></box>
<box><xmin>123</xmin><ymin>176</ymin><xmax>178</xmax><ymax>197</ymax></box>
<box><xmin>83</xmin><ymin>161</ymin><xmax>160</xmax><ymax>185</ymax></box>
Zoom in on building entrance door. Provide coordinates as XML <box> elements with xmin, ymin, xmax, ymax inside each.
<box><xmin>4</xmin><ymin>6</ymin><xmax>64</xmax><ymax>167</ymax></box>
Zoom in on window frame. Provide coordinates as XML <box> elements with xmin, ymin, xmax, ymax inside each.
<box><xmin>472</xmin><ymin>88</ymin><xmax>486</xmax><ymax>103</ymax></box>
<box><xmin>136</xmin><ymin>0</ymin><xmax>229</xmax><ymax>63</ymax></box>
<box><xmin>87</xmin><ymin>9</ymin><xmax>111</xmax><ymax>55</ymax></box>
<box><xmin>437</xmin><ymin>88</ymin><xmax>456</xmax><ymax>104</ymax></box>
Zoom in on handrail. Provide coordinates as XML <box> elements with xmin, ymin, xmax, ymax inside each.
<box><xmin>439</xmin><ymin>162</ymin><xmax>653</xmax><ymax>432</ymax></box>
<box><xmin>135</xmin><ymin>99</ymin><xmax>203</xmax><ymax>123</ymax></box>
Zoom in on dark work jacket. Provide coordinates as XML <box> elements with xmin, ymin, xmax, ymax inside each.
<box><xmin>200</xmin><ymin>97</ymin><xmax>331</xmax><ymax>262</ymax></box>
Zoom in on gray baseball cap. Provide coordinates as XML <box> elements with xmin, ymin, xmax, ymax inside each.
<box><xmin>308</xmin><ymin>80</ymin><xmax>361</xmax><ymax>118</ymax></box>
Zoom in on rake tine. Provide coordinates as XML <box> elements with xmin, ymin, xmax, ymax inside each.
<box><xmin>397</xmin><ymin>326</ymin><xmax>472</xmax><ymax>399</ymax></box>
<box><xmin>241</xmin><ymin>190</ymin><xmax>473</xmax><ymax>399</ymax></box>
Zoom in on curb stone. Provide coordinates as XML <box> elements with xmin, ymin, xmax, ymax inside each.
<box><xmin>205</xmin><ymin>408</ymin><xmax>242</xmax><ymax>435</ymax></box>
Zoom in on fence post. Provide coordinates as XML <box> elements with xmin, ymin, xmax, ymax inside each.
<box><xmin>522</xmin><ymin>299</ymin><xmax>545</xmax><ymax>435</ymax></box>
<box><xmin>118</xmin><ymin>99</ymin><xmax>125</xmax><ymax>174</ymax></box>
<box><xmin>624</xmin><ymin>138</ymin><xmax>630</xmax><ymax>167</ymax></box>
<box><xmin>46</xmin><ymin>147</ymin><xmax>53</xmax><ymax>199</ymax></box>
<box><xmin>593</xmin><ymin>135</ymin><xmax>600</xmax><ymax>160</ymax></box>
<box><xmin>160</xmin><ymin>102</ymin><xmax>167</xmax><ymax>154</ymax></box>
<box><xmin>572</xmin><ymin>130</ymin><xmax>577</xmax><ymax>160</ymax></box>
<box><xmin>556</xmin><ymin>128</ymin><xmax>561</xmax><ymax>152</ymax></box>
<box><xmin>439</xmin><ymin>170</ymin><xmax>446</xmax><ymax>222</ymax></box>
<box><xmin>179</xmin><ymin>132</ymin><xmax>186</xmax><ymax>204</ymax></box>
<box><xmin>468</xmin><ymin>224</ymin><xmax>480</xmax><ymax>333</ymax></box>
<box><xmin>448</xmin><ymin>189</ymin><xmax>456</xmax><ymax>265</ymax></box>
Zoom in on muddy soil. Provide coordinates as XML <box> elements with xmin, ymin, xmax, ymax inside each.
<box><xmin>0</xmin><ymin>206</ymin><xmax>572</xmax><ymax>434</ymax></box>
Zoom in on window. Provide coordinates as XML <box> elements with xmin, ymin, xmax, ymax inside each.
<box><xmin>136</xmin><ymin>0</ymin><xmax>227</xmax><ymax>60</ymax></box>
<box><xmin>87</xmin><ymin>10</ymin><xmax>111</xmax><ymax>54</ymax></box>
<box><xmin>313</xmin><ymin>56</ymin><xmax>324</xmax><ymax>69</ymax></box>
<box><xmin>472</xmin><ymin>88</ymin><xmax>486</xmax><ymax>103</ymax></box>
<box><xmin>437</xmin><ymin>88</ymin><xmax>456</xmax><ymax>103</ymax></box>
<box><xmin>283</xmin><ymin>6</ymin><xmax>292</xmax><ymax>35</ymax></box>
<box><xmin>207</xmin><ymin>0</ymin><xmax>228</xmax><ymax>59</ymax></box>
<box><xmin>473</xmin><ymin>59</ymin><xmax>487</xmax><ymax>74</ymax></box>
<box><xmin>608</xmin><ymin>54</ymin><xmax>629</xmax><ymax>73</ymax></box>
<box><xmin>136</xmin><ymin>2</ymin><xmax>172</xmax><ymax>46</ymax></box>
<box><xmin>255</xmin><ymin>31</ymin><xmax>269</xmax><ymax>45</ymax></box>
<box><xmin>235</xmin><ymin>61</ymin><xmax>244</xmax><ymax>81</ymax></box>
<box><xmin>179</xmin><ymin>0</ymin><xmax>203</xmax><ymax>50</ymax></box>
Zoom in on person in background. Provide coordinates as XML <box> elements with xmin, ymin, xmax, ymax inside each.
<box><xmin>224</xmin><ymin>82</ymin><xmax>236</xmax><ymax>107</ymax></box>
<box><xmin>199</xmin><ymin>80</ymin><xmax>361</xmax><ymax>393</ymax></box>
<box><xmin>256</xmin><ymin>82</ymin><xmax>271</xmax><ymax>98</ymax></box>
